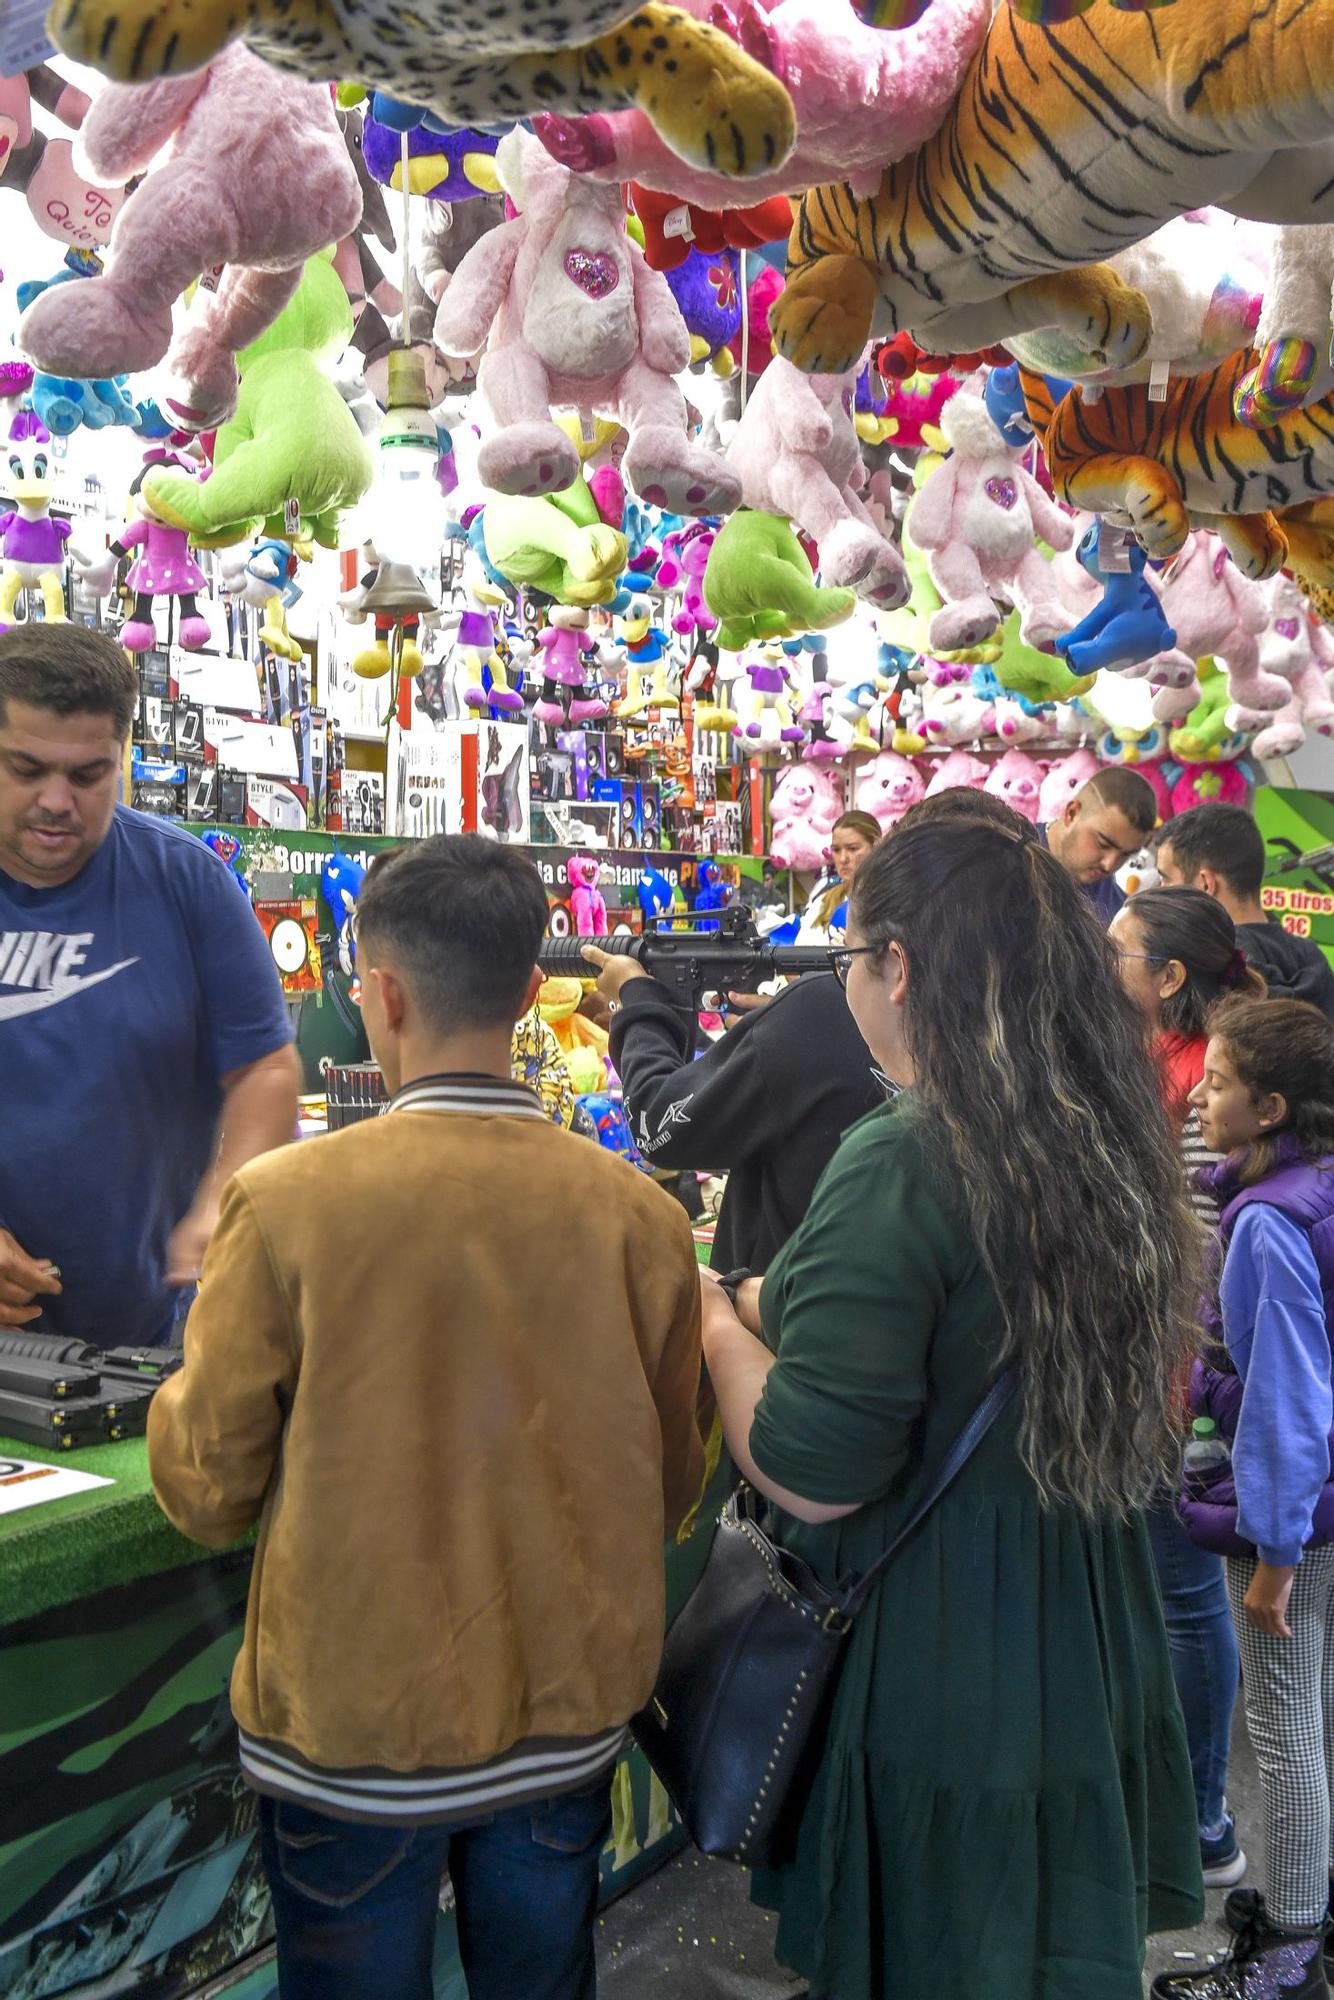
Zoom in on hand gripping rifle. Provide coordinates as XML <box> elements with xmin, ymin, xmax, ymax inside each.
<box><xmin>537</xmin><ymin>907</ymin><xmax>835</xmax><ymax>1052</ymax></box>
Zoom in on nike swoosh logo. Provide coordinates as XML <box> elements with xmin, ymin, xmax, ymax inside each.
<box><xmin>0</xmin><ymin>958</ymin><xmax>139</xmax><ymax>1021</ymax></box>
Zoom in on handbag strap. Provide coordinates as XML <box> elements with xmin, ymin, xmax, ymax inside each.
<box><xmin>839</xmin><ymin>1368</ymin><xmax>1019</xmax><ymax>1616</ymax></box>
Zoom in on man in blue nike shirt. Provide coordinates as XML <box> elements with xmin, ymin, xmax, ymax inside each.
<box><xmin>0</xmin><ymin>625</ymin><xmax>298</xmax><ymax>1347</ymax></box>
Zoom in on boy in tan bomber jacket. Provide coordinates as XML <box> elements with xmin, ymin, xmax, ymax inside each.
<box><xmin>147</xmin><ymin>833</ymin><xmax>706</xmax><ymax>2000</ymax></box>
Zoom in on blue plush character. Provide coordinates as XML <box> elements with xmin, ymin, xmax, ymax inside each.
<box><xmin>16</xmin><ymin>273</ymin><xmax>139</xmax><ymax>437</ymax></box>
<box><xmin>638</xmin><ymin>866</ymin><xmax>677</xmax><ymax>926</ymax></box>
<box><xmin>201</xmin><ymin>829</ymin><xmax>250</xmax><ymax>894</ymax></box>
<box><xmin>693</xmin><ymin>859</ymin><xmax>732</xmax><ymax>933</ymax></box>
<box><xmin>983</xmin><ymin>363</ymin><xmax>1072</xmax><ymax>444</ymax></box>
<box><xmin>1054</xmin><ymin>523</ymin><xmax>1177</xmax><ymax>676</ymax></box>
<box><xmin>322</xmin><ymin>851</ymin><xmax>366</xmax><ymax>975</ymax></box>
<box><xmin>970</xmin><ymin>662</ymin><xmax>1049</xmax><ymax>720</ymax></box>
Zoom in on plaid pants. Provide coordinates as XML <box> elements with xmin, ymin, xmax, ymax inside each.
<box><xmin>1228</xmin><ymin>1546</ymin><xmax>1334</xmax><ymax>1929</ymax></box>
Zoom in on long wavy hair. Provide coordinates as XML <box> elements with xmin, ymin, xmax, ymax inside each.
<box><xmin>850</xmin><ymin>817</ymin><xmax>1201</xmax><ymax>1516</ymax></box>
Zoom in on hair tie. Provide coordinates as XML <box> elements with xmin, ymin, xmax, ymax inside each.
<box><xmin>1222</xmin><ymin>948</ymin><xmax>1249</xmax><ymax>987</ymax></box>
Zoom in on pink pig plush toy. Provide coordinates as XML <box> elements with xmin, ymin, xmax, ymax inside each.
<box><xmin>983</xmin><ymin>747</ymin><xmax>1046</xmax><ymax>823</ymax></box>
<box><xmin>854</xmin><ymin>750</ymin><xmax>926</xmax><ymax>831</ymax></box>
<box><xmin>433</xmin><ymin>128</ymin><xmax>739</xmax><ymax>520</ymax></box>
<box><xmin>18</xmin><ymin>46</ymin><xmax>363</xmax><ymax>431</ymax></box>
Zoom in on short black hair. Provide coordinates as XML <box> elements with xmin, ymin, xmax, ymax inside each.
<box><xmin>0</xmin><ymin>624</ymin><xmax>138</xmax><ymax>739</ymax></box>
<box><xmin>1081</xmin><ymin>766</ymin><xmax>1159</xmax><ymax>838</ymax></box>
<box><xmin>355</xmin><ymin>834</ymin><xmax>550</xmax><ymax>1034</ymax></box>
<box><xmin>1158</xmin><ymin>802</ymin><xmax>1265</xmax><ymax>899</ymax></box>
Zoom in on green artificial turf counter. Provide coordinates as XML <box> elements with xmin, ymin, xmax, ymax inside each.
<box><xmin>0</xmin><ymin>1432</ymin><xmax>244</xmax><ymax>1628</ymax></box>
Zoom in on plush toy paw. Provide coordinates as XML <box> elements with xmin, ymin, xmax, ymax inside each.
<box><xmin>1235</xmin><ymin>338</ymin><xmax>1320</xmax><ymax>430</ymax></box>
<box><xmin>1217</xmin><ymin>512</ymin><xmax>1289</xmax><ymax>582</ymax></box>
<box><xmin>1251</xmin><ymin>714</ymin><xmax>1306</xmax><ymax>759</ymax></box>
<box><xmin>178</xmin><ymin>615</ymin><xmax>212</xmax><ymax>650</ymax></box>
<box><xmin>616</xmin><ymin>8</ymin><xmax>795</xmax><ymax>179</ymax></box>
<box><xmin>479</xmin><ymin>425</ymin><xmax>580</xmax><ymax>500</ymax></box>
<box><xmin>532</xmin><ymin>697</ymin><xmax>566</xmax><ymax>723</ymax></box>
<box><xmin>771</xmin><ymin>258</ymin><xmax>878</xmax><ymax>377</ymax></box>
<box><xmin>119</xmin><ymin>619</ymin><xmax>156</xmax><ymax>652</ymax></box>
<box><xmin>530</xmin><ymin>112</ymin><xmax>617</xmax><ymax>173</ymax></box>
<box><xmin>166</xmin><ymin>329</ymin><xmax>243</xmax><ymax>432</ymax></box>
<box><xmin>1122</xmin><ymin>482</ymin><xmax>1189</xmax><ymax>562</ymax></box>
<box><xmin>400</xmin><ymin>637</ymin><xmax>425</xmax><ymax>678</ymax></box>
<box><xmin>569</xmin><ymin>696</ymin><xmax>609</xmax><ymax>722</ymax></box>
<box><xmin>708</xmin><ymin>0</ymin><xmax>785</xmax><ymax>80</ymax></box>
<box><xmin>695</xmin><ymin>701</ymin><xmax>739</xmax><ymax>731</ymax></box>
<box><xmin>1018</xmin><ymin>603</ymin><xmax>1075</xmax><ymax>653</ymax></box>
<box><xmin>21</xmin><ymin>277</ymin><xmax>172</xmax><ymax>382</ymax></box>
<box><xmin>623</xmin><ymin>429</ymin><xmax>741</xmax><ymax>518</ymax></box>
<box><xmin>49</xmin><ymin>0</ymin><xmax>230</xmax><ymax>76</ymax></box>
<box><xmin>929</xmin><ymin>596</ymin><xmax>1002</xmax><ymax>653</ymax></box>
<box><xmin>819</xmin><ymin>522</ymin><xmax>909</xmax><ymax>611</ymax></box>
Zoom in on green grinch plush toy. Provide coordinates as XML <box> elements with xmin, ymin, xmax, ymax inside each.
<box><xmin>1168</xmin><ymin>659</ymin><xmax>1246</xmax><ymax>763</ymax></box>
<box><xmin>143</xmin><ymin>250</ymin><xmax>373</xmax><ymax>548</ymax></box>
<box><xmin>703</xmin><ymin>509</ymin><xmax>855</xmax><ymax>653</ymax></box>
<box><xmin>481</xmin><ymin>478</ymin><xmax>628</xmax><ymax>606</ymax></box>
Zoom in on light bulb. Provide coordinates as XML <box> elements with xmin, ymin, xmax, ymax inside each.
<box><xmin>371</xmin><ymin>349</ymin><xmax>453</xmax><ymax>571</ymax></box>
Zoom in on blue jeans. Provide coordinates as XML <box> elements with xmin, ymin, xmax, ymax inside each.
<box><xmin>1146</xmin><ymin>1493</ymin><xmax>1240</xmax><ymax>1834</ymax></box>
<box><xmin>259</xmin><ymin>1776</ymin><xmax>612</xmax><ymax>2000</ymax></box>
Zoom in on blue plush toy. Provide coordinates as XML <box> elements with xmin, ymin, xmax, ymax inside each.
<box><xmin>16</xmin><ymin>272</ymin><xmax>140</xmax><ymax>437</ymax></box>
<box><xmin>638</xmin><ymin>865</ymin><xmax>677</xmax><ymax>925</ymax></box>
<box><xmin>983</xmin><ymin>363</ymin><xmax>1074</xmax><ymax>444</ymax></box>
<box><xmin>201</xmin><ymin>829</ymin><xmax>250</xmax><ymax>894</ymax></box>
<box><xmin>693</xmin><ymin>858</ymin><xmax>733</xmax><ymax>933</ymax></box>
<box><xmin>321</xmin><ymin>851</ymin><xmax>366</xmax><ymax>975</ymax></box>
<box><xmin>1054</xmin><ymin>523</ymin><xmax>1177</xmax><ymax>677</ymax></box>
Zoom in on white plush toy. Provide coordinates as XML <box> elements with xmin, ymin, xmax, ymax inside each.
<box><xmin>905</xmin><ymin>393</ymin><xmax>1076</xmax><ymax>655</ymax></box>
<box><xmin>1227</xmin><ymin>575</ymin><xmax>1334</xmax><ymax>759</ymax></box>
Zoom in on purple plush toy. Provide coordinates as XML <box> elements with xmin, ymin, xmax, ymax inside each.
<box><xmin>663</xmin><ymin>247</ymin><xmax>742</xmax><ymax>375</ymax></box>
<box><xmin>361</xmin><ymin>115</ymin><xmax>501</xmax><ymax>202</ymax></box>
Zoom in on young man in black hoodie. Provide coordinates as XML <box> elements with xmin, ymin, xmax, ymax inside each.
<box><xmin>1157</xmin><ymin>803</ymin><xmax>1334</xmax><ymax>1019</ymax></box>
<box><xmin>586</xmin><ymin>789</ymin><xmax>1029</xmax><ymax>1273</ymax></box>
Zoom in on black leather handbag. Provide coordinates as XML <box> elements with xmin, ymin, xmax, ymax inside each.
<box><xmin>631</xmin><ymin>1370</ymin><xmax>1017</xmax><ymax>1867</ymax></box>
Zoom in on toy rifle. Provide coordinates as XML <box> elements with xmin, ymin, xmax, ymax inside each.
<box><xmin>538</xmin><ymin>907</ymin><xmax>835</xmax><ymax>1050</ymax></box>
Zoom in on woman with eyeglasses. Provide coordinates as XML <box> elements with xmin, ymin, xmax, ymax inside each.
<box><xmin>700</xmin><ymin>817</ymin><xmax>1205</xmax><ymax>2000</ymax></box>
<box><xmin>1109</xmin><ymin>885</ymin><xmax>1265</xmax><ymax>1894</ymax></box>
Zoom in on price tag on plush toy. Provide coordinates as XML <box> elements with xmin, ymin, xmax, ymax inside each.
<box><xmin>197</xmin><ymin>262</ymin><xmax>225</xmax><ymax>295</ymax></box>
<box><xmin>284</xmin><ymin>497</ymin><xmax>301</xmax><ymax>536</ymax></box>
<box><xmin>1097</xmin><ymin>521</ymin><xmax>1134</xmax><ymax>574</ymax></box>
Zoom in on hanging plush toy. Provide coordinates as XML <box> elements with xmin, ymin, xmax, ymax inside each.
<box><xmin>478</xmin><ymin>481</ymin><xmax>629</xmax><ymax>608</ymax></box>
<box><xmin>246</xmin><ymin>537</ymin><xmax>306</xmax><ymax>661</ymax></box>
<box><xmin>724</xmin><ymin>354</ymin><xmax>909</xmax><ymax>608</ymax></box>
<box><xmin>19</xmin><ymin>48</ymin><xmax>362</xmax><ymax>432</ymax></box>
<box><xmin>0</xmin><ymin>65</ymin><xmax>126</xmax><ymax>251</ymax></box>
<box><xmin>531</xmin><ymin>0</ymin><xmax>989</xmax><ymax>204</ymax></box>
<box><xmin>664</xmin><ymin>247</ymin><xmax>743</xmax><ymax>375</ymax></box>
<box><xmin>735</xmin><ymin>649</ymin><xmax>807</xmax><ymax>746</ymax></box>
<box><xmin>99</xmin><ymin>446</ymin><xmax>213</xmax><ymax>651</ymax></box>
<box><xmin>1227</xmin><ymin>577</ymin><xmax>1334</xmax><ymax>759</ymax></box>
<box><xmin>617</xmin><ymin>597</ymin><xmax>680</xmax><ymax>716</ymax></box>
<box><xmin>904</xmin><ymin>393</ymin><xmax>1076</xmax><ymax>652</ymax></box>
<box><xmin>53</xmin><ymin>0</ymin><xmax>797</xmax><ymax>192</ymax></box>
<box><xmin>1155</xmin><ymin>531</ymin><xmax>1292</xmax><ymax>716</ymax></box>
<box><xmin>769</xmin><ymin>763</ymin><xmax>846</xmax><ymax>870</ymax></box>
<box><xmin>656</xmin><ymin>520</ymin><xmax>717</xmax><ymax>639</ymax></box>
<box><xmin>339</xmin><ymin>543</ymin><xmax>438</xmax><ymax>681</ymax></box>
<box><xmin>362</xmin><ymin>111</ymin><xmax>500</xmax><ymax>201</ymax></box>
<box><xmin>703</xmin><ymin>509</ymin><xmax>856</xmax><ymax>650</ymax></box>
<box><xmin>0</xmin><ymin>413</ymin><xmax>105</xmax><ymax>629</ymax></box>
<box><xmin>629</xmin><ymin>184</ymin><xmax>793</xmax><ymax>274</ymax></box>
<box><xmin>770</xmin><ymin>4</ymin><xmax>1334</xmax><ymax>380</ymax></box>
<box><xmin>433</xmin><ymin>129</ymin><xmax>741</xmax><ymax>518</ymax></box>
<box><xmin>1167</xmin><ymin>662</ymin><xmax>1253</xmax><ymax>765</ymax></box>
<box><xmin>1053</xmin><ymin>524</ymin><xmax>1179</xmax><ymax>677</ymax></box>
<box><xmin>535</xmin><ymin>606</ymin><xmax>609</xmax><ymax>725</ymax></box>
<box><xmin>134</xmin><ymin>253</ymin><xmax>374</xmax><ymax>548</ymax></box>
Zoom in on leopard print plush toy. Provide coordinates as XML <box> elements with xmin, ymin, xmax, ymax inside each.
<box><xmin>49</xmin><ymin>0</ymin><xmax>795</xmax><ymax>184</ymax></box>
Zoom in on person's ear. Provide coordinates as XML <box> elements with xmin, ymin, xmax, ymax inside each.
<box><xmin>369</xmin><ymin>965</ymin><xmax>408</xmax><ymax>1033</ymax></box>
<box><xmin>1062</xmin><ymin>795</ymin><xmax>1082</xmax><ymax>828</ymax></box>
<box><xmin>886</xmin><ymin>939</ymin><xmax>910</xmax><ymax>1009</ymax></box>
<box><xmin>1198</xmin><ymin>867</ymin><xmax>1220</xmax><ymax>898</ymax></box>
<box><xmin>1159</xmin><ymin>958</ymin><xmax>1187</xmax><ymax>1001</ymax></box>
<box><xmin>1255</xmin><ymin>1089</ymin><xmax>1288</xmax><ymax>1133</ymax></box>
<box><xmin>521</xmin><ymin>966</ymin><xmax>544</xmax><ymax>1015</ymax></box>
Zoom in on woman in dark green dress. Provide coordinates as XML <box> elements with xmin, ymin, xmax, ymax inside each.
<box><xmin>701</xmin><ymin>812</ymin><xmax>1205</xmax><ymax>2000</ymax></box>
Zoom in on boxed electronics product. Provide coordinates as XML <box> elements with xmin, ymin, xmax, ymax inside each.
<box><xmin>245</xmin><ymin>776</ymin><xmax>309</xmax><ymax>831</ymax></box>
<box><xmin>253</xmin><ymin>898</ymin><xmax>323</xmax><ymax>993</ymax></box>
<box><xmin>327</xmin><ymin>768</ymin><xmax>385</xmax><ymax>835</ymax></box>
<box><xmin>476</xmin><ymin>720</ymin><xmax>531</xmax><ymax>843</ymax></box>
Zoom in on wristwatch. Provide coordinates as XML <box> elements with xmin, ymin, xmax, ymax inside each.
<box><xmin>716</xmin><ymin>1268</ymin><xmax>752</xmax><ymax>1309</ymax></box>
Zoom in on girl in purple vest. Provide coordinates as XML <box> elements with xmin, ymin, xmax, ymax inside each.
<box><xmin>1165</xmin><ymin>996</ymin><xmax>1334</xmax><ymax>2000</ymax></box>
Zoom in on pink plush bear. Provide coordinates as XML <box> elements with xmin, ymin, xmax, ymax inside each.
<box><xmin>905</xmin><ymin>394</ymin><xmax>1077</xmax><ymax>654</ymax></box>
<box><xmin>1156</xmin><ymin>532</ymin><xmax>1291</xmax><ymax>717</ymax></box>
<box><xmin>1228</xmin><ymin>576</ymin><xmax>1334</xmax><ymax>760</ymax></box>
<box><xmin>566</xmin><ymin>855</ymin><xmax>608</xmax><ymax>936</ymax></box>
<box><xmin>530</xmin><ymin>0</ymin><xmax>989</xmax><ymax>206</ymax></box>
<box><xmin>1037</xmin><ymin>748</ymin><xmax>1102</xmax><ymax>826</ymax></box>
<box><xmin>983</xmin><ymin>748</ymin><xmax>1045</xmax><ymax>823</ymax></box>
<box><xmin>769</xmin><ymin>764</ymin><xmax>845</xmax><ymax>871</ymax></box>
<box><xmin>855</xmin><ymin>751</ymin><xmax>926</xmax><ymax>831</ymax></box>
<box><xmin>925</xmin><ymin>748</ymin><xmax>988</xmax><ymax>797</ymax></box>
<box><xmin>18</xmin><ymin>46</ymin><xmax>363</xmax><ymax>431</ymax></box>
<box><xmin>432</xmin><ymin>129</ymin><xmax>738</xmax><ymax>518</ymax></box>
<box><xmin>657</xmin><ymin>521</ymin><xmax>717</xmax><ymax>638</ymax></box>
<box><xmin>725</xmin><ymin>355</ymin><xmax>908</xmax><ymax>608</ymax></box>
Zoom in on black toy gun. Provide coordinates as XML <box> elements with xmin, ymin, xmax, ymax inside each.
<box><xmin>538</xmin><ymin>907</ymin><xmax>834</xmax><ymax>1041</ymax></box>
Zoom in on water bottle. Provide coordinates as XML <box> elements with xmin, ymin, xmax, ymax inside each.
<box><xmin>1182</xmin><ymin>1416</ymin><xmax>1231</xmax><ymax>1497</ymax></box>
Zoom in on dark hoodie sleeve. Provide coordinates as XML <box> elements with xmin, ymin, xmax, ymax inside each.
<box><xmin>1288</xmin><ymin>949</ymin><xmax>1334</xmax><ymax>1020</ymax></box>
<box><xmin>608</xmin><ymin>976</ymin><xmax>769</xmax><ymax>1171</ymax></box>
